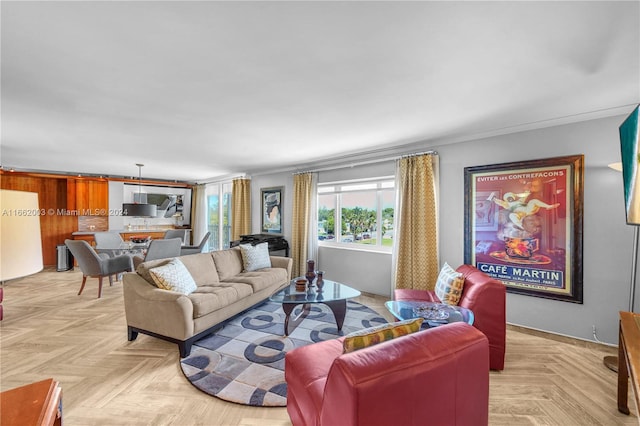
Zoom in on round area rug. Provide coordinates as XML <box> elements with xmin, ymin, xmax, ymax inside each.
<box><xmin>179</xmin><ymin>300</ymin><xmax>387</xmax><ymax>407</ymax></box>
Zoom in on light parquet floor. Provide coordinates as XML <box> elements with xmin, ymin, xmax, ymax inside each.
<box><xmin>0</xmin><ymin>268</ymin><xmax>636</xmax><ymax>425</ymax></box>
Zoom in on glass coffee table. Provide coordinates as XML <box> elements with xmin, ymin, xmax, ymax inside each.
<box><xmin>385</xmin><ymin>300</ymin><xmax>474</xmax><ymax>328</ymax></box>
<box><xmin>269</xmin><ymin>279</ymin><xmax>361</xmax><ymax>336</ymax></box>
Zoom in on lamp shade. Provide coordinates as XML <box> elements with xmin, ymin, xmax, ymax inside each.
<box><xmin>1</xmin><ymin>189</ymin><xmax>44</xmax><ymax>281</ymax></box>
<box><xmin>620</xmin><ymin>105</ymin><xmax>640</xmax><ymax>224</ymax></box>
<box><xmin>122</xmin><ymin>203</ymin><xmax>157</xmax><ymax>217</ymax></box>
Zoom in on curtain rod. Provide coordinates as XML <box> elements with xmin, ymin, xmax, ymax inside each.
<box><xmin>293</xmin><ymin>150</ymin><xmax>438</xmax><ymax>175</ymax></box>
<box><xmin>400</xmin><ymin>150</ymin><xmax>438</xmax><ymax>159</ymax></box>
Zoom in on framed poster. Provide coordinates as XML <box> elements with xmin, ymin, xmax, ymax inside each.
<box><xmin>464</xmin><ymin>155</ymin><xmax>584</xmax><ymax>303</ymax></box>
<box><xmin>261</xmin><ymin>186</ymin><xmax>283</xmax><ymax>234</ymax></box>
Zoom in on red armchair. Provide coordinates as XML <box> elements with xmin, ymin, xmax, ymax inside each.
<box><xmin>394</xmin><ymin>264</ymin><xmax>506</xmax><ymax>370</ymax></box>
<box><xmin>285</xmin><ymin>322</ymin><xmax>489</xmax><ymax>426</ymax></box>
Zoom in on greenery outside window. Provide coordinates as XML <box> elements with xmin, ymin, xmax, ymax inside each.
<box><xmin>318</xmin><ymin>177</ymin><xmax>395</xmax><ymax>252</ymax></box>
<box><xmin>206</xmin><ymin>182</ymin><xmax>232</xmax><ymax>250</ymax></box>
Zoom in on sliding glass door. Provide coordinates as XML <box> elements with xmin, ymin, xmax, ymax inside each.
<box><xmin>206</xmin><ymin>182</ymin><xmax>232</xmax><ymax>250</ymax></box>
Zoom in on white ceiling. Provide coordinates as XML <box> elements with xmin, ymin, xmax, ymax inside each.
<box><xmin>2</xmin><ymin>1</ymin><xmax>639</xmax><ymax>183</ymax></box>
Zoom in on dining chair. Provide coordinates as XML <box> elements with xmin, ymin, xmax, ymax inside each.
<box><xmin>132</xmin><ymin>238</ymin><xmax>183</xmax><ymax>269</ymax></box>
<box><xmin>180</xmin><ymin>232</ymin><xmax>211</xmax><ymax>256</ymax></box>
<box><xmin>164</xmin><ymin>229</ymin><xmax>187</xmax><ymax>244</ymax></box>
<box><xmin>64</xmin><ymin>239</ymin><xmax>134</xmax><ymax>298</ymax></box>
<box><xmin>94</xmin><ymin>232</ymin><xmax>125</xmax><ymax>251</ymax></box>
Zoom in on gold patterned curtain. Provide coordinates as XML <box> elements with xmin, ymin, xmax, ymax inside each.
<box><xmin>393</xmin><ymin>153</ymin><xmax>440</xmax><ymax>291</ymax></box>
<box><xmin>191</xmin><ymin>184</ymin><xmax>208</xmax><ymax>247</ymax></box>
<box><xmin>291</xmin><ymin>172</ymin><xmax>317</xmax><ymax>278</ymax></box>
<box><xmin>231</xmin><ymin>178</ymin><xmax>251</xmax><ymax>241</ymax></box>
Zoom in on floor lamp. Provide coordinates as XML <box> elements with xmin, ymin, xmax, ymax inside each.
<box><xmin>0</xmin><ymin>189</ymin><xmax>44</xmax><ymax>282</ymax></box>
<box><xmin>604</xmin><ymin>104</ymin><xmax>640</xmax><ymax>372</ymax></box>
<box><xmin>604</xmin><ymin>225</ymin><xmax>638</xmax><ymax>372</ymax></box>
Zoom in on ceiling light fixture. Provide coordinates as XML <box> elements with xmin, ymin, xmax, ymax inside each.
<box><xmin>122</xmin><ymin>163</ymin><xmax>157</xmax><ymax>217</ymax></box>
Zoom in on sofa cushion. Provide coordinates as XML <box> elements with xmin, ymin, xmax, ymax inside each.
<box><xmin>188</xmin><ymin>282</ymin><xmax>253</xmax><ymax>318</ymax></box>
<box><xmin>239</xmin><ymin>242</ymin><xmax>272</xmax><ymax>272</ymax></box>
<box><xmin>435</xmin><ymin>262</ymin><xmax>465</xmax><ymax>305</ymax></box>
<box><xmin>148</xmin><ymin>258</ymin><xmax>197</xmax><ymax>295</ymax></box>
<box><xmin>137</xmin><ymin>253</ymin><xmax>220</xmax><ymax>287</ymax></box>
<box><xmin>178</xmin><ymin>253</ymin><xmax>220</xmax><ymax>285</ymax></box>
<box><xmin>224</xmin><ymin>268</ymin><xmax>289</xmax><ymax>292</ymax></box>
<box><xmin>211</xmin><ymin>247</ymin><xmax>244</xmax><ymax>280</ymax></box>
<box><xmin>342</xmin><ymin>317</ymin><xmax>424</xmax><ymax>353</ymax></box>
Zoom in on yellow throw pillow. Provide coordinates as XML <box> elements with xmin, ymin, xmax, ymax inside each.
<box><xmin>343</xmin><ymin>317</ymin><xmax>424</xmax><ymax>353</ymax></box>
<box><xmin>434</xmin><ymin>262</ymin><xmax>465</xmax><ymax>305</ymax></box>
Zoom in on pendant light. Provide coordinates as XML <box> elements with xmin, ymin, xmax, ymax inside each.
<box><xmin>122</xmin><ymin>163</ymin><xmax>157</xmax><ymax>217</ymax></box>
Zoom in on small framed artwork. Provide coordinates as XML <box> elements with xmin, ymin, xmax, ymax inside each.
<box><xmin>464</xmin><ymin>155</ymin><xmax>584</xmax><ymax>303</ymax></box>
<box><xmin>261</xmin><ymin>186</ymin><xmax>283</xmax><ymax>234</ymax></box>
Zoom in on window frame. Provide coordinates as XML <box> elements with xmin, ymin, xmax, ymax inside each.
<box><xmin>205</xmin><ymin>181</ymin><xmax>233</xmax><ymax>251</ymax></box>
<box><xmin>318</xmin><ymin>176</ymin><xmax>395</xmax><ymax>253</ymax></box>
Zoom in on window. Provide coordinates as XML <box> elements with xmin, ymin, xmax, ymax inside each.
<box><xmin>206</xmin><ymin>182</ymin><xmax>232</xmax><ymax>250</ymax></box>
<box><xmin>318</xmin><ymin>177</ymin><xmax>395</xmax><ymax>251</ymax></box>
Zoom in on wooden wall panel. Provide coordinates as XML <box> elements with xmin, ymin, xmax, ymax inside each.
<box><xmin>71</xmin><ymin>180</ymin><xmax>108</xmax><ymax>213</ymax></box>
<box><xmin>1</xmin><ymin>171</ymin><xmax>190</xmax><ymax>267</ymax></box>
<box><xmin>66</xmin><ymin>179</ymin><xmax>76</xmax><ymax>210</ymax></box>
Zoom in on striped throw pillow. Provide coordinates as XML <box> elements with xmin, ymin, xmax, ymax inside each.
<box><xmin>434</xmin><ymin>262</ymin><xmax>465</xmax><ymax>305</ymax></box>
<box><xmin>343</xmin><ymin>317</ymin><xmax>424</xmax><ymax>353</ymax></box>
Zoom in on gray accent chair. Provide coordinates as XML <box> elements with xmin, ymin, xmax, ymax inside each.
<box><xmin>132</xmin><ymin>238</ymin><xmax>183</xmax><ymax>269</ymax></box>
<box><xmin>180</xmin><ymin>232</ymin><xmax>211</xmax><ymax>256</ymax></box>
<box><xmin>64</xmin><ymin>239</ymin><xmax>134</xmax><ymax>298</ymax></box>
<box><xmin>164</xmin><ymin>229</ymin><xmax>187</xmax><ymax>244</ymax></box>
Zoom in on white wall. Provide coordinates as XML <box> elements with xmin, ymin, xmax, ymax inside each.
<box><xmin>250</xmin><ymin>172</ymin><xmax>293</xmax><ymax>238</ymax></box>
<box><xmin>108</xmin><ymin>181</ymin><xmax>125</xmax><ymax>230</ymax></box>
<box><xmin>252</xmin><ymin>114</ymin><xmax>634</xmax><ymax>344</ymax></box>
<box><xmin>438</xmin><ymin>114</ymin><xmax>633</xmax><ymax>345</ymax></box>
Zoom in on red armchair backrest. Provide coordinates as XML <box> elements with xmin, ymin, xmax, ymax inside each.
<box><xmin>319</xmin><ymin>323</ymin><xmax>489</xmax><ymax>426</ymax></box>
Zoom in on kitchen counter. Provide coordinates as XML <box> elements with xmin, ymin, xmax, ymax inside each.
<box><xmin>72</xmin><ymin>228</ymin><xmax>190</xmax><ymax>235</ymax></box>
<box><xmin>72</xmin><ymin>228</ymin><xmax>192</xmax><ymax>245</ymax></box>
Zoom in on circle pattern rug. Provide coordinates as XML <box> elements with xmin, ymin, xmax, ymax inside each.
<box><xmin>179</xmin><ymin>300</ymin><xmax>387</xmax><ymax>407</ymax></box>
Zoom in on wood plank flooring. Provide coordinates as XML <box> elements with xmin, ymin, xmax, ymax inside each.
<box><xmin>1</xmin><ymin>268</ymin><xmax>636</xmax><ymax>425</ymax></box>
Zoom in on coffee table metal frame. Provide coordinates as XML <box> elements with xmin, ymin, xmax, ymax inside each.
<box><xmin>269</xmin><ymin>279</ymin><xmax>361</xmax><ymax>336</ymax></box>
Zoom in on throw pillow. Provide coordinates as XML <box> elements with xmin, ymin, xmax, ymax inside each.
<box><xmin>434</xmin><ymin>262</ymin><xmax>465</xmax><ymax>306</ymax></box>
<box><xmin>343</xmin><ymin>317</ymin><xmax>424</xmax><ymax>353</ymax></box>
<box><xmin>149</xmin><ymin>258</ymin><xmax>197</xmax><ymax>295</ymax></box>
<box><xmin>239</xmin><ymin>242</ymin><xmax>271</xmax><ymax>272</ymax></box>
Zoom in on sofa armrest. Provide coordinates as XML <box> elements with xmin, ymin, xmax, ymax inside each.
<box><xmin>122</xmin><ymin>272</ymin><xmax>195</xmax><ymax>340</ymax></box>
<box><xmin>457</xmin><ymin>264</ymin><xmax>506</xmax><ymax>370</ymax></box>
<box><xmin>270</xmin><ymin>256</ymin><xmax>293</xmax><ymax>281</ymax></box>
<box><xmin>320</xmin><ymin>323</ymin><xmax>489</xmax><ymax>426</ymax></box>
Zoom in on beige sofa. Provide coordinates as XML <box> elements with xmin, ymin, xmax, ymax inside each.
<box><xmin>122</xmin><ymin>248</ymin><xmax>292</xmax><ymax>357</ymax></box>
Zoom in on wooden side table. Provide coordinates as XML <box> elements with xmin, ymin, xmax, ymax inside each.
<box><xmin>617</xmin><ymin>311</ymin><xmax>640</xmax><ymax>416</ymax></box>
<box><xmin>0</xmin><ymin>378</ymin><xmax>62</xmax><ymax>426</ymax></box>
